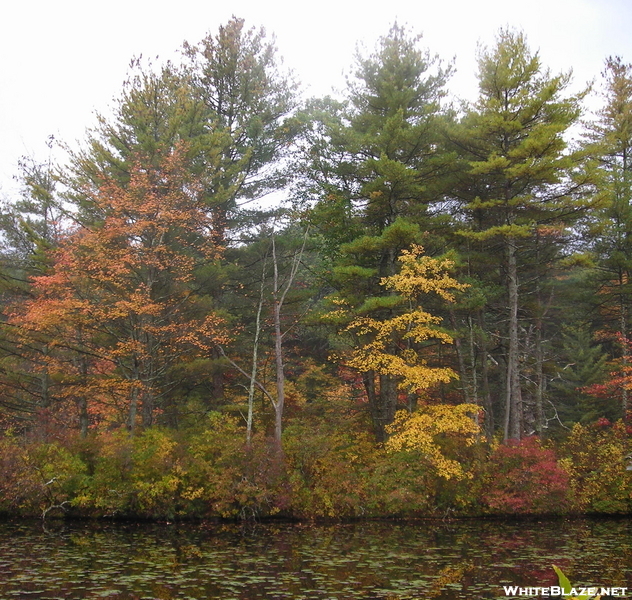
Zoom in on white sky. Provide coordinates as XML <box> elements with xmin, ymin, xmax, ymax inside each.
<box><xmin>1</xmin><ymin>0</ymin><xmax>631</xmax><ymax>198</ymax></box>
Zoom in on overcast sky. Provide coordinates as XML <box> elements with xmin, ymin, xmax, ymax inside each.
<box><xmin>2</xmin><ymin>0</ymin><xmax>632</xmax><ymax>198</ymax></box>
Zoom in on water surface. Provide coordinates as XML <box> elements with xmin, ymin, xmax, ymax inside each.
<box><xmin>1</xmin><ymin>518</ymin><xmax>631</xmax><ymax>599</ymax></box>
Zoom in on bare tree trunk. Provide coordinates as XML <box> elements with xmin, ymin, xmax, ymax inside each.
<box><xmin>246</xmin><ymin>275</ymin><xmax>265</xmax><ymax>446</ymax></box>
<box><xmin>620</xmin><ymin>280</ymin><xmax>628</xmax><ymax>418</ymax></box>
<box><xmin>273</xmin><ymin>294</ymin><xmax>285</xmax><ymax>448</ymax></box>
<box><xmin>478</xmin><ymin>328</ymin><xmax>494</xmax><ymax>438</ymax></box>
<box><xmin>270</xmin><ymin>231</ymin><xmax>307</xmax><ymax>448</ymax></box>
<box><xmin>220</xmin><ymin>229</ymin><xmax>307</xmax><ymax>449</ymax></box>
<box><xmin>505</xmin><ymin>239</ymin><xmax>523</xmax><ymax>441</ymax></box>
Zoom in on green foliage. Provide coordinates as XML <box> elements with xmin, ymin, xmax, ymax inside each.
<box><xmin>447</xmin><ymin>28</ymin><xmax>595</xmax><ymax>439</ymax></box>
<box><xmin>5</xmin><ymin>21</ymin><xmax>632</xmax><ymax>522</ymax></box>
<box><xmin>0</xmin><ymin>435</ymin><xmax>88</xmax><ymax>517</ymax></box>
<box><xmin>550</xmin><ymin>326</ymin><xmax>613</xmax><ymax>426</ymax></box>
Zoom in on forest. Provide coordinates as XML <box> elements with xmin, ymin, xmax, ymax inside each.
<box><xmin>1</xmin><ymin>18</ymin><xmax>632</xmax><ymax>520</ymax></box>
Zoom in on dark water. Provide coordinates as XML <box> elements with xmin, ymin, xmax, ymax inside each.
<box><xmin>0</xmin><ymin>518</ymin><xmax>631</xmax><ymax>599</ymax></box>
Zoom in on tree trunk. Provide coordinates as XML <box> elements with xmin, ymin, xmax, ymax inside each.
<box><xmin>449</xmin><ymin>312</ymin><xmax>471</xmax><ymax>404</ymax></box>
<box><xmin>505</xmin><ymin>238</ymin><xmax>523</xmax><ymax>441</ymax></box>
<box><xmin>379</xmin><ymin>373</ymin><xmax>398</xmax><ymax>441</ymax></box>
<box><xmin>620</xmin><ymin>280</ymin><xmax>628</xmax><ymax>419</ymax></box>
<box><xmin>273</xmin><ymin>298</ymin><xmax>284</xmax><ymax>448</ymax></box>
<box><xmin>478</xmin><ymin>310</ymin><xmax>494</xmax><ymax>438</ymax></box>
<box><xmin>534</xmin><ymin>315</ymin><xmax>545</xmax><ymax>435</ymax></box>
<box><xmin>468</xmin><ymin>316</ymin><xmax>480</xmax><ymax>428</ymax></box>
<box><xmin>363</xmin><ymin>372</ymin><xmax>381</xmax><ymax>439</ymax></box>
<box><xmin>128</xmin><ymin>386</ymin><xmax>138</xmax><ymax>434</ymax></box>
<box><xmin>78</xmin><ymin>353</ymin><xmax>89</xmax><ymax>438</ymax></box>
<box><xmin>269</xmin><ymin>231</ymin><xmax>307</xmax><ymax>448</ymax></box>
<box><xmin>141</xmin><ymin>390</ymin><xmax>154</xmax><ymax>428</ymax></box>
<box><xmin>246</xmin><ymin>281</ymin><xmax>265</xmax><ymax>446</ymax></box>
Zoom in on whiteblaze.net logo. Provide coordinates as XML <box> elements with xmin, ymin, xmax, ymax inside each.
<box><xmin>502</xmin><ymin>585</ymin><xmax>628</xmax><ymax>597</ymax></box>
<box><xmin>502</xmin><ymin>566</ymin><xmax>628</xmax><ymax>598</ymax></box>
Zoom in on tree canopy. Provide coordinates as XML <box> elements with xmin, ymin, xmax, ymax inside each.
<box><xmin>0</xmin><ymin>20</ymin><xmax>631</xmax><ymax>521</ymax></box>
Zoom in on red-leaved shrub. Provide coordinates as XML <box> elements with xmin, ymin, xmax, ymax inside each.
<box><xmin>482</xmin><ymin>436</ymin><xmax>570</xmax><ymax>515</ymax></box>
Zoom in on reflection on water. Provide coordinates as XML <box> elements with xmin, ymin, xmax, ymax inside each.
<box><xmin>0</xmin><ymin>518</ymin><xmax>631</xmax><ymax>599</ymax></box>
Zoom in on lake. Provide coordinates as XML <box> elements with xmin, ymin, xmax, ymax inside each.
<box><xmin>0</xmin><ymin>517</ymin><xmax>631</xmax><ymax>599</ymax></box>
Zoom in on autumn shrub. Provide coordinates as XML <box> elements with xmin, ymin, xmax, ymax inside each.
<box><xmin>128</xmin><ymin>427</ymin><xmax>187</xmax><ymax>518</ymax></box>
<box><xmin>366</xmin><ymin>448</ymin><xmax>436</xmax><ymax>516</ymax></box>
<box><xmin>481</xmin><ymin>436</ymin><xmax>570</xmax><ymax>515</ymax></box>
<box><xmin>0</xmin><ymin>434</ymin><xmax>88</xmax><ymax>517</ymax></box>
<box><xmin>29</xmin><ymin>441</ymin><xmax>89</xmax><ymax>516</ymax></box>
<box><xmin>74</xmin><ymin>423</ymin><xmax>236</xmax><ymax>519</ymax></box>
<box><xmin>560</xmin><ymin>420</ymin><xmax>632</xmax><ymax>514</ymax></box>
<box><xmin>0</xmin><ymin>435</ymin><xmax>40</xmax><ymax>515</ymax></box>
<box><xmin>74</xmin><ymin>427</ymin><xmax>193</xmax><ymax>519</ymax></box>
<box><xmin>186</xmin><ymin>413</ymin><xmax>288</xmax><ymax>519</ymax></box>
<box><xmin>72</xmin><ymin>428</ymin><xmax>135</xmax><ymax>517</ymax></box>
<box><xmin>283</xmin><ymin>419</ymin><xmax>375</xmax><ymax>518</ymax></box>
<box><xmin>64</xmin><ymin>414</ymin><xmax>290</xmax><ymax>519</ymax></box>
<box><xmin>361</xmin><ymin>404</ymin><xmax>482</xmax><ymax>517</ymax></box>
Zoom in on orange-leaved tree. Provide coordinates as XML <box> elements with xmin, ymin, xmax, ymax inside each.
<box><xmin>10</xmin><ymin>147</ymin><xmax>228</xmax><ymax>434</ymax></box>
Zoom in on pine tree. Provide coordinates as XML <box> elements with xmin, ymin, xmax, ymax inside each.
<box><xmin>585</xmin><ymin>57</ymin><xmax>632</xmax><ymax>418</ymax></box>
<box><xmin>300</xmin><ymin>24</ymin><xmax>453</xmax><ymax>439</ymax></box>
<box><xmin>448</xmin><ymin>29</ymin><xmax>593</xmax><ymax>440</ymax></box>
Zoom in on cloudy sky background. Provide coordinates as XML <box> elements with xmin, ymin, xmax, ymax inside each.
<box><xmin>1</xmin><ymin>0</ymin><xmax>631</xmax><ymax>197</ymax></box>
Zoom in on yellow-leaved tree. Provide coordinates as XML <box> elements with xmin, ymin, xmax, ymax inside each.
<box><xmin>345</xmin><ymin>244</ymin><xmax>466</xmax><ymax>390</ymax></box>
<box><xmin>330</xmin><ymin>244</ymin><xmax>471</xmax><ymax>440</ymax></box>
<box><xmin>385</xmin><ymin>403</ymin><xmax>480</xmax><ymax>480</ymax></box>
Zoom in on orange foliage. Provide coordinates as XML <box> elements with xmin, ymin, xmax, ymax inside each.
<box><xmin>10</xmin><ymin>147</ymin><xmax>229</xmax><ymax>431</ymax></box>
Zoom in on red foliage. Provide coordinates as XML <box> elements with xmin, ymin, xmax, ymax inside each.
<box><xmin>583</xmin><ymin>334</ymin><xmax>632</xmax><ymax>420</ymax></box>
<box><xmin>482</xmin><ymin>437</ymin><xmax>570</xmax><ymax>515</ymax></box>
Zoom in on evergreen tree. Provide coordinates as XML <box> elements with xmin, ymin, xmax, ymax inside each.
<box><xmin>62</xmin><ymin>18</ymin><xmax>300</xmax><ymax>410</ymax></box>
<box><xmin>299</xmin><ymin>24</ymin><xmax>454</xmax><ymax>440</ymax></box>
<box><xmin>550</xmin><ymin>326</ymin><xmax>611</xmax><ymax>427</ymax></box>
<box><xmin>67</xmin><ymin>17</ymin><xmax>299</xmax><ymax>239</ymax></box>
<box><xmin>447</xmin><ymin>29</ymin><xmax>593</xmax><ymax>440</ymax></box>
<box><xmin>584</xmin><ymin>57</ymin><xmax>632</xmax><ymax>418</ymax></box>
<box><xmin>0</xmin><ymin>156</ymin><xmax>67</xmax><ymax>426</ymax></box>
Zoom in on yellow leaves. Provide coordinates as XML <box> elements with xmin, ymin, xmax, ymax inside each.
<box><xmin>181</xmin><ymin>486</ymin><xmax>205</xmax><ymax>501</ymax></box>
<box><xmin>383</xmin><ymin>245</ymin><xmax>467</xmax><ymax>302</ymax></box>
<box><xmin>346</xmin><ymin>311</ymin><xmax>458</xmax><ymax>391</ymax></box>
<box><xmin>339</xmin><ymin>244</ymin><xmax>466</xmax><ymax>392</ymax></box>
<box><xmin>560</xmin><ymin>421</ymin><xmax>632</xmax><ymax>513</ymax></box>
<box><xmin>385</xmin><ymin>404</ymin><xmax>481</xmax><ymax>480</ymax></box>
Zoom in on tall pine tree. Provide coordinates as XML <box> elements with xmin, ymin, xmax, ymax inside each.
<box><xmin>448</xmin><ymin>29</ymin><xmax>593</xmax><ymax>440</ymax></box>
